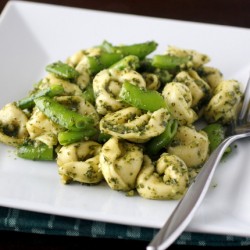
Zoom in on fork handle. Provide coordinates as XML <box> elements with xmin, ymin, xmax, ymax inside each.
<box><xmin>147</xmin><ymin>134</ymin><xmax>243</xmax><ymax>250</ymax></box>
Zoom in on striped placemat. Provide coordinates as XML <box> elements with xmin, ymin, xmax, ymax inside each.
<box><xmin>0</xmin><ymin>206</ymin><xmax>249</xmax><ymax>246</ymax></box>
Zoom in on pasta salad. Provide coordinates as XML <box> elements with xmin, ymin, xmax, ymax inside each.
<box><xmin>0</xmin><ymin>41</ymin><xmax>243</xmax><ymax>200</ymax></box>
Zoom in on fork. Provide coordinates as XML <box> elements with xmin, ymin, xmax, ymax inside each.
<box><xmin>147</xmin><ymin>73</ymin><xmax>250</xmax><ymax>250</ymax></box>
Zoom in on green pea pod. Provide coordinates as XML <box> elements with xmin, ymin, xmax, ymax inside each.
<box><xmin>146</xmin><ymin>119</ymin><xmax>178</xmax><ymax>155</ymax></box>
<box><xmin>17</xmin><ymin>142</ymin><xmax>54</xmax><ymax>161</ymax></box>
<box><xmin>17</xmin><ymin>85</ymin><xmax>64</xmax><ymax>109</ymax></box>
<box><xmin>87</xmin><ymin>53</ymin><xmax>123</xmax><ymax>75</ymax></box>
<box><xmin>114</xmin><ymin>41</ymin><xmax>158</xmax><ymax>59</ymax></box>
<box><xmin>99</xmin><ymin>40</ymin><xmax>115</xmax><ymax>53</ymax></box>
<box><xmin>58</xmin><ymin>128</ymin><xmax>98</xmax><ymax>145</ymax></box>
<box><xmin>202</xmin><ymin>123</ymin><xmax>232</xmax><ymax>157</ymax></box>
<box><xmin>202</xmin><ymin>123</ymin><xmax>225</xmax><ymax>152</ymax></box>
<box><xmin>152</xmin><ymin>54</ymin><xmax>190</xmax><ymax>70</ymax></box>
<box><xmin>110</xmin><ymin>55</ymin><xmax>140</xmax><ymax>71</ymax></box>
<box><xmin>46</xmin><ymin>61</ymin><xmax>80</xmax><ymax>81</ymax></box>
<box><xmin>119</xmin><ymin>81</ymin><xmax>167</xmax><ymax>112</ymax></box>
<box><xmin>34</xmin><ymin>97</ymin><xmax>94</xmax><ymax>131</ymax></box>
<box><xmin>82</xmin><ymin>84</ymin><xmax>95</xmax><ymax>105</ymax></box>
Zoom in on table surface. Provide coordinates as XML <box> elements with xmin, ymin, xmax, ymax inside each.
<box><xmin>0</xmin><ymin>0</ymin><xmax>250</xmax><ymax>249</ymax></box>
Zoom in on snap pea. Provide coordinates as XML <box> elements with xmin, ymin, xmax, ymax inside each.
<box><xmin>202</xmin><ymin>123</ymin><xmax>231</xmax><ymax>154</ymax></box>
<box><xmin>34</xmin><ymin>97</ymin><xmax>94</xmax><ymax>131</ymax></box>
<box><xmin>17</xmin><ymin>141</ymin><xmax>54</xmax><ymax>161</ymax></box>
<box><xmin>46</xmin><ymin>61</ymin><xmax>80</xmax><ymax>81</ymax></box>
<box><xmin>152</xmin><ymin>54</ymin><xmax>190</xmax><ymax>70</ymax></box>
<box><xmin>110</xmin><ymin>55</ymin><xmax>140</xmax><ymax>71</ymax></box>
<box><xmin>119</xmin><ymin>81</ymin><xmax>167</xmax><ymax>112</ymax></box>
<box><xmin>146</xmin><ymin>119</ymin><xmax>178</xmax><ymax>155</ymax></box>
<box><xmin>114</xmin><ymin>41</ymin><xmax>158</xmax><ymax>60</ymax></box>
<box><xmin>99</xmin><ymin>40</ymin><xmax>115</xmax><ymax>53</ymax></box>
<box><xmin>58</xmin><ymin>128</ymin><xmax>98</xmax><ymax>145</ymax></box>
<box><xmin>99</xmin><ymin>40</ymin><xmax>158</xmax><ymax>60</ymax></box>
<box><xmin>82</xmin><ymin>84</ymin><xmax>95</xmax><ymax>105</ymax></box>
<box><xmin>87</xmin><ymin>53</ymin><xmax>123</xmax><ymax>75</ymax></box>
<box><xmin>17</xmin><ymin>85</ymin><xmax>64</xmax><ymax>109</ymax></box>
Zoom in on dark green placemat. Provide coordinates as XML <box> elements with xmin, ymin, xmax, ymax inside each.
<box><xmin>0</xmin><ymin>206</ymin><xmax>249</xmax><ymax>246</ymax></box>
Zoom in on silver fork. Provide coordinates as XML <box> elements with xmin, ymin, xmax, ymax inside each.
<box><xmin>147</xmin><ymin>73</ymin><xmax>250</xmax><ymax>250</ymax></box>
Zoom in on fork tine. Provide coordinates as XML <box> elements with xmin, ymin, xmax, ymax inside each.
<box><xmin>238</xmin><ymin>73</ymin><xmax>250</xmax><ymax>123</ymax></box>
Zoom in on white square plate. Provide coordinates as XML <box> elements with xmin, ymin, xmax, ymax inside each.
<box><xmin>1</xmin><ymin>0</ymin><xmax>250</xmax><ymax>237</ymax></box>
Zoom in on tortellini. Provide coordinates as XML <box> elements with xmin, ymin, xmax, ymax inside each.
<box><xmin>26</xmin><ymin>107</ymin><xmax>62</xmax><ymax>147</ymax></box>
<box><xmin>166</xmin><ymin>45</ymin><xmax>210</xmax><ymax>69</ymax></box>
<box><xmin>162</xmin><ymin>82</ymin><xmax>198</xmax><ymax>125</ymax></box>
<box><xmin>100</xmin><ymin>107</ymin><xmax>170</xmax><ymax>143</ymax></box>
<box><xmin>199</xmin><ymin>66</ymin><xmax>223</xmax><ymax>90</ymax></box>
<box><xmin>67</xmin><ymin>47</ymin><xmax>102</xmax><ymax>90</ymax></box>
<box><xmin>57</xmin><ymin>141</ymin><xmax>103</xmax><ymax>184</ymax></box>
<box><xmin>93</xmin><ymin>68</ymin><xmax>146</xmax><ymax>115</ymax></box>
<box><xmin>0</xmin><ymin>103</ymin><xmax>29</xmax><ymax>146</ymax></box>
<box><xmin>168</xmin><ymin>126</ymin><xmax>209</xmax><ymax>168</ymax></box>
<box><xmin>136</xmin><ymin>154</ymin><xmax>189</xmax><ymax>200</ymax></box>
<box><xmin>174</xmin><ymin>70</ymin><xmax>211</xmax><ymax>107</ymax></box>
<box><xmin>41</xmin><ymin>73</ymin><xmax>82</xmax><ymax>96</ymax></box>
<box><xmin>204</xmin><ymin>80</ymin><xmax>243</xmax><ymax>124</ymax></box>
<box><xmin>99</xmin><ymin>137</ymin><xmax>143</xmax><ymax>191</ymax></box>
<box><xmin>142</xmin><ymin>72</ymin><xmax>161</xmax><ymax>91</ymax></box>
<box><xmin>67</xmin><ymin>47</ymin><xmax>102</xmax><ymax>67</ymax></box>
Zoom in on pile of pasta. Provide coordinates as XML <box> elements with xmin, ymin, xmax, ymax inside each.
<box><xmin>0</xmin><ymin>41</ymin><xmax>243</xmax><ymax>200</ymax></box>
